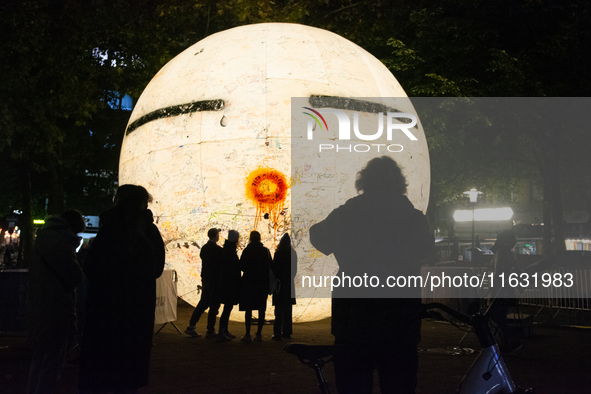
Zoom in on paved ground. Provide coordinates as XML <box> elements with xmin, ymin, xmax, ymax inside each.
<box><xmin>2</xmin><ymin>299</ymin><xmax>590</xmax><ymax>393</ymax></box>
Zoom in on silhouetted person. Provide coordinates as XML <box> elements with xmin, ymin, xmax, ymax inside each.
<box><xmin>27</xmin><ymin>210</ymin><xmax>85</xmax><ymax>394</ymax></box>
<box><xmin>3</xmin><ymin>245</ymin><xmax>8</xmax><ymax>265</ymax></box>
<box><xmin>78</xmin><ymin>185</ymin><xmax>165</xmax><ymax>394</ymax></box>
<box><xmin>70</xmin><ymin>236</ymin><xmax>94</xmax><ymax>365</ymax></box>
<box><xmin>4</xmin><ymin>243</ymin><xmax>15</xmax><ymax>266</ymax></box>
<box><xmin>239</xmin><ymin>230</ymin><xmax>272</xmax><ymax>342</ymax></box>
<box><xmin>489</xmin><ymin>229</ymin><xmax>522</xmax><ymax>353</ymax></box>
<box><xmin>185</xmin><ymin>228</ymin><xmax>223</xmax><ymax>338</ymax></box>
<box><xmin>271</xmin><ymin>233</ymin><xmax>297</xmax><ymax>341</ymax></box>
<box><xmin>217</xmin><ymin>229</ymin><xmax>241</xmax><ymax>342</ymax></box>
<box><xmin>310</xmin><ymin>156</ymin><xmax>433</xmax><ymax>394</ymax></box>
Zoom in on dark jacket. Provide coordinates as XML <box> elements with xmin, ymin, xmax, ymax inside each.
<box><xmin>493</xmin><ymin>246</ymin><xmax>517</xmax><ymax>276</ymax></box>
<box><xmin>200</xmin><ymin>240</ymin><xmax>223</xmax><ymax>287</ymax></box>
<box><xmin>271</xmin><ymin>247</ymin><xmax>297</xmax><ymax>306</ymax></box>
<box><xmin>492</xmin><ymin>246</ymin><xmax>518</xmax><ymax>298</ymax></box>
<box><xmin>79</xmin><ymin>207</ymin><xmax>165</xmax><ymax>391</ymax></box>
<box><xmin>27</xmin><ymin>217</ymin><xmax>84</xmax><ymax>350</ymax></box>
<box><xmin>220</xmin><ymin>240</ymin><xmax>241</xmax><ymax>305</ymax></box>
<box><xmin>239</xmin><ymin>241</ymin><xmax>271</xmax><ymax>311</ymax></box>
<box><xmin>309</xmin><ymin>192</ymin><xmax>432</xmax><ymax>345</ymax></box>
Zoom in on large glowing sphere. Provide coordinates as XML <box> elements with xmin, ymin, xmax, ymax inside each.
<box><xmin>119</xmin><ymin>23</ymin><xmax>430</xmax><ymax>322</ymax></box>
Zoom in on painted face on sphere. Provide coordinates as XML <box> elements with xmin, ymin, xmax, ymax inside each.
<box><xmin>119</xmin><ymin>23</ymin><xmax>430</xmax><ymax>322</ymax></box>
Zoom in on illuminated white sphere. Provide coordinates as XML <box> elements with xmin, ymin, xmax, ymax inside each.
<box><xmin>119</xmin><ymin>23</ymin><xmax>430</xmax><ymax>322</ymax></box>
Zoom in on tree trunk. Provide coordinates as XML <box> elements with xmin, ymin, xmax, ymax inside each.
<box><xmin>532</xmin><ymin>125</ymin><xmax>566</xmax><ymax>261</ymax></box>
<box><xmin>46</xmin><ymin>148</ymin><xmax>64</xmax><ymax>215</ymax></box>
<box><xmin>17</xmin><ymin>161</ymin><xmax>34</xmax><ymax>268</ymax></box>
<box><xmin>533</xmin><ymin>138</ymin><xmax>553</xmax><ymax>257</ymax></box>
<box><xmin>542</xmin><ymin>182</ymin><xmax>552</xmax><ymax>256</ymax></box>
<box><xmin>547</xmin><ymin>136</ymin><xmax>567</xmax><ymax>262</ymax></box>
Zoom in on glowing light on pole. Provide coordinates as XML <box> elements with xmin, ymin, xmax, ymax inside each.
<box><xmin>464</xmin><ymin>188</ymin><xmax>482</xmax><ymax>261</ymax></box>
<box><xmin>453</xmin><ymin>207</ymin><xmax>514</xmax><ymax>222</ymax></box>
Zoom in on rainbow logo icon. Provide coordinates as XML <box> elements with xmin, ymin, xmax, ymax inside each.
<box><xmin>302</xmin><ymin>107</ymin><xmax>328</xmax><ymax>132</ymax></box>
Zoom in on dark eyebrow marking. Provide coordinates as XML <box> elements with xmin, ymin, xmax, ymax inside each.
<box><xmin>126</xmin><ymin>99</ymin><xmax>225</xmax><ymax>135</ymax></box>
<box><xmin>309</xmin><ymin>95</ymin><xmax>418</xmax><ymax>129</ymax></box>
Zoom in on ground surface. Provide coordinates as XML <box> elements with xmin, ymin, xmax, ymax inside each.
<box><xmin>2</xmin><ymin>299</ymin><xmax>590</xmax><ymax>393</ymax></box>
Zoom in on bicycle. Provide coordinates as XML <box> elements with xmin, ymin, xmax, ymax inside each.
<box><xmin>285</xmin><ymin>298</ymin><xmax>536</xmax><ymax>394</ymax></box>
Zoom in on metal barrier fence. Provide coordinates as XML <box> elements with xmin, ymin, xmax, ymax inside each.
<box><xmin>519</xmin><ymin>268</ymin><xmax>591</xmax><ymax>327</ymax></box>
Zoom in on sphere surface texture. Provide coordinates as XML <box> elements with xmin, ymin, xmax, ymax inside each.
<box><xmin>119</xmin><ymin>23</ymin><xmax>430</xmax><ymax>322</ymax></box>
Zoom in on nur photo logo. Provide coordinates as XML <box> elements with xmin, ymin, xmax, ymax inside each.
<box><xmin>302</xmin><ymin>106</ymin><xmax>418</xmax><ymax>153</ymax></box>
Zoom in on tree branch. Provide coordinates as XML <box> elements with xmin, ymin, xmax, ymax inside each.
<box><xmin>323</xmin><ymin>3</ymin><xmax>361</xmax><ymax>19</ymax></box>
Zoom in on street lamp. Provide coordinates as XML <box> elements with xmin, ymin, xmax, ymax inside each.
<box><xmin>464</xmin><ymin>188</ymin><xmax>482</xmax><ymax>261</ymax></box>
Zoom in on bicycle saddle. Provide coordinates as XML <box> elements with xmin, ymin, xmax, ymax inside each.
<box><xmin>284</xmin><ymin>343</ymin><xmax>348</xmax><ymax>362</ymax></box>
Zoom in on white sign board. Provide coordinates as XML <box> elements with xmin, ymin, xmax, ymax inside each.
<box><xmin>155</xmin><ymin>270</ymin><xmax>177</xmax><ymax>325</ymax></box>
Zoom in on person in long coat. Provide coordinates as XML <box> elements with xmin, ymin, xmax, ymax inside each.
<box><xmin>27</xmin><ymin>210</ymin><xmax>86</xmax><ymax>394</ymax></box>
<box><xmin>239</xmin><ymin>230</ymin><xmax>271</xmax><ymax>342</ymax></box>
<box><xmin>489</xmin><ymin>230</ymin><xmax>522</xmax><ymax>353</ymax></box>
<box><xmin>78</xmin><ymin>185</ymin><xmax>165</xmax><ymax>393</ymax></box>
<box><xmin>217</xmin><ymin>229</ymin><xmax>241</xmax><ymax>341</ymax></box>
<box><xmin>310</xmin><ymin>156</ymin><xmax>433</xmax><ymax>394</ymax></box>
<box><xmin>271</xmin><ymin>233</ymin><xmax>297</xmax><ymax>341</ymax></box>
<box><xmin>185</xmin><ymin>228</ymin><xmax>223</xmax><ymax>338</ymax></box>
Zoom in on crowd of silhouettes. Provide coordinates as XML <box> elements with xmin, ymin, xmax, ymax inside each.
<box><xmin>23</xmin><ymin>156</ymin><xmax>541</xmax><ymax>394</ymax></box>
<box><xmin>26</xmin><ymin>185</ymin><xmax>165</xmax><ymax>394</ymax></box>
<box><xmin>24</xmin><ymin>182</ymin><xmax>298</xmax><ymax>394</ymax></box>
<box><xmin>186</xmin><ymin>229</ymin><xmax>298</xmax><ymax>343</ymax></box>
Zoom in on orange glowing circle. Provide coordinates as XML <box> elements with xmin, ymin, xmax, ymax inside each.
<box><xmin>245</xmin><ymin>168</ymin><xmax>288</xmax><ymax>205</ymax></box>
<box><xmin>245</xmin><ymin>168</ymin><xmax>289</xmax><ymax>230</ymax></box>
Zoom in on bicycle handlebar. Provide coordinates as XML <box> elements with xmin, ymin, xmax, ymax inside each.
<box><xmin>422</xmin><ymin>302</ymin><xmax>472</xmax><ymax>325</ymax></box>
<box><xmin>423</xmin><ymin>301</ymin><xmax>499</xmax><ymax>348</ymax></box>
